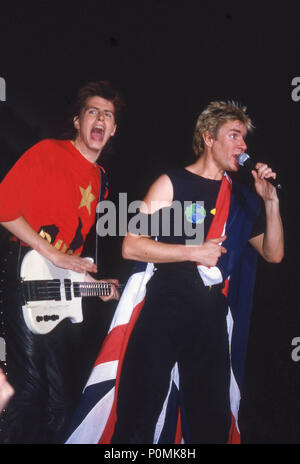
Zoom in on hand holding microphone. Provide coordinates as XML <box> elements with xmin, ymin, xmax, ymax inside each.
<box><xmin>237</xmin><ymin>153</ymin><xmax>283</xmax><ymax>190</ymax></box>
<box><xmin>237</xmin><ymin>153</ymin><xmax>287</xmax><ymax>197</ymax></box>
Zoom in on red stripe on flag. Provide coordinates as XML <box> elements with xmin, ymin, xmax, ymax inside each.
<box><xmin>174</xmin><ymin>408</ymin><xmax>182</xmax><ymax>444</ymax></box>
<box><xmin>98</xmin><ymin>298</ymin><xmax>146</xmax><ymax>444</ymax></box>
<box><xmin>197</xmin><ymin>174</ymin><xmax>232</xmax><ymax>266</ymax></box>
<box><xmin>222</xmin><ymin>278</ymin><xmax>229</xmax><ymax>297</ymax></box>
<box><xmin>206</xmin><ymin>174</ymin><xmax>232</xmax><ymax>240</ymax></box>
<box><xmin>228</xmin><ymin>413</ymin><xmax>241</xmax><ymax>444</ymax></box>
<box><xmin>94</xmin><ymin>325</ymin><xmax>128</xmax><ymax>365</ymax></box>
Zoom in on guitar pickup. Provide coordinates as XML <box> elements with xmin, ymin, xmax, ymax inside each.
<box><xmin>36</xmin><ymin>315</ymin><xmax>60</xmax><ymax>322</ymax></box>
<box><xmin>64</xmin><ymin>279</ymin><xmax>72</xmax><ymax>301</ymax></box>
<box><xmin>22</xmin><ymin>279</ymin><xmax>61</xmax><ymax>302</ymax></box>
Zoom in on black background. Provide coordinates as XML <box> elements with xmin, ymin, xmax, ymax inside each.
<box><xmin>0</xmin><ymin>0</ymin><xmax>300</xmax><ymax>443</ymax></box>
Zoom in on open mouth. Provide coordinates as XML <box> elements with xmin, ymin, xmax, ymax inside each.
<box><xmin>232</xmin><ymin>154</ymin><xmax>240</xmax><ymax>167</ymax></box>
<box><xmin>91</xmin><ymin>126</ymin><xmax>104</xmax><ymax>142</ymax></box>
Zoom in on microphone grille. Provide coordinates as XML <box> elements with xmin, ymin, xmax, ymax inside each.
<box><xmin>237</xmin><ymin>152</ymin><xmax>250</xmax><ymax>166</ymax></box>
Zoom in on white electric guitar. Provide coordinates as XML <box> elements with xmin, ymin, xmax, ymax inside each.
<box><xmin>20</xmin><ymin>249</ymin><xmax>122</xmax><ymax>335</ymax></box>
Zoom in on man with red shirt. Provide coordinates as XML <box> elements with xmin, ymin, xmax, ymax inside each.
<box><xmin>0</xmin><ymin>80</ymin><xmax>123</xmax><ymax>443</ymax></box>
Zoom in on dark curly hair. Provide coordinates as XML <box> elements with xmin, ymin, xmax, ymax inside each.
<box><xmin>65</xmin><ymin>80</ymin><xmax>125</xmax><ymax>140</ymax></box>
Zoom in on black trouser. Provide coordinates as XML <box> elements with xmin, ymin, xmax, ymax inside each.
<box><xmin>111</xmin><ymin>267</ymin><xmax>231</xmax><ymax>444</ymax></box>
<box><xmin>0</xmin><ymin>243</ymin><xmax>92</xmax><ymax>444</ymax></box>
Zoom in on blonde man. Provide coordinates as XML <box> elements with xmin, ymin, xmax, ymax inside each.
<box><xmin>110</xmin><ymin>101</ymin><xmax>284</xmax><ymax>444</ymax></box>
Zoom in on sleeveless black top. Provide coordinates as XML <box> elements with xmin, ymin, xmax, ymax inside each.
<box><xmin>157</xmin><ymin>168</ymin><xmax>222</xmax><ymax>246</ymax></box>
<box><xmin>152</xmin><ymin>168</ymin><xmax>222</xmax><ymax>273</ymax></box>
<box><xmin>128</xmin><ymin>168</ymin><xmax>264</xmax><ymax>273</ymax></box>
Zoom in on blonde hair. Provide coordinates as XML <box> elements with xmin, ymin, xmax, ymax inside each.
<box><xmin>192</xmin><ymin>101</ymin><xmax>254</xmax><ymax>157</ymax></box>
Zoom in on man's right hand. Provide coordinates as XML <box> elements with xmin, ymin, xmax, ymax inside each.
<box><xmin>188</xmin><ymin>236</ymin><xmax>227</xmax><ymax>267</ymax></box>
<box><xmin>50</xmin><ymin>250</ymin><xmax>97</xmax><ymax>274</ymax></box>
<box><xmin>0</xmin><ymin>217</ymin><xmax>98</xmax><ymax>275</ymax></box>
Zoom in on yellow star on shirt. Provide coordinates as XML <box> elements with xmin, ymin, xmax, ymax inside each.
<box><xmin>79</xmin><ymin>182</ymin><xmax>96</xmax><ymax>215</ymax></box>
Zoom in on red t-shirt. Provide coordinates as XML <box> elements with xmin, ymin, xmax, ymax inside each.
<box><xmin>0</xmin><ymin>139</ymin><xmax>102</xmax><ymax>255</ymax></box>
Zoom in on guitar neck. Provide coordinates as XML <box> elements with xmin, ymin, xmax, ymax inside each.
<box><xmin>19</xmin><ymin>249</ymin><xmax>124</xmax><ymax>335</ymax></box>
<box><xmin>22</xmin><ymin>279</ymin><xmax>124</xmax><ymax>303</ymax></box>
<box><xmin>73</xmin><ymin>281</ymin><xmax>115</xmax><ymax>298</ymax></box>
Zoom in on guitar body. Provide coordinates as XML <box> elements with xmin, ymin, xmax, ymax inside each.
<box><xmin>21</xmin><ymin>250</ymin><xmax>92</xmax><ymax>335</ymax></box>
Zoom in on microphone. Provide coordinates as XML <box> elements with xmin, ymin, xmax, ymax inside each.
<box><xmin>237</xmin><ymin>153</ymin><xmax>284</xmax><ymax>191</ymax></box>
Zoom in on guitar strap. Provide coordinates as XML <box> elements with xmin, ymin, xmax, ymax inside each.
<box><xmin>95</xmin><ymin>166</ymin><xmax>109</xmax><ymax>274</ymax></box>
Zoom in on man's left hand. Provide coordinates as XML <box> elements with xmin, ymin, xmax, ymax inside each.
<box><xmin>251</xmin><ymin>162</ymin><xmax>278</xmax><ymax>201</ymax></box>
<box><xmin>84</xmin><ymin>273</ymin><xmax>120</xmax><ymax>302</ymax></box>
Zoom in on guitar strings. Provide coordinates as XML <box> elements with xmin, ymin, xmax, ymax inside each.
<box><xmin>24</xmin><ymin>281</ymin><xmax>117</xmax><ymax>299</ymax></box>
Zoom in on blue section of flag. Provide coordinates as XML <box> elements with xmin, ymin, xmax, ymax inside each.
<box><xmin>219</xmin><ymin>182</ymin><xmax>261</xmax><ymax>386</ymax></box>
<box><xmin>157</xmin><ymin>381</ymin><xmax>180</xmax><ymax>444</ymax></box>
<box><xmin>229</xmin><ymin>245</ymin><xmax>258</xmax><ymax>386</ymax></box>
<box><xmin>65</xmin><ymin>379</ymin><xmax>115</xmax><ymax>438</ymax></box>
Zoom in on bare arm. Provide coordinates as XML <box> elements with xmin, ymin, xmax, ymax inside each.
<box><xmin>248</xmin><ymin>163</ymin><xmax>284</xmax><ymax>263</ymax></box>
<box><xmin>122</xmin><ymin>174</ymin><xmax>227</xmax><ymax>267</ymax></box>
<box><xmin>1</xmin><ymin>216</ymin><xmax>97</xmax><ymax>274</ymax></box>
